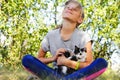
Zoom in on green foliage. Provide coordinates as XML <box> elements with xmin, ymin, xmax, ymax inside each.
<box><xmin>0</xmin><ymin>0</ymin><xmax>48</xmax><ymax>67</ymax></box>
<box><xmin>0</xmin><ymin>0</ymin><xmax>120</xmax><ymax>68</ymax></box>
<box><xmin>79</xmin><ymin>0</ymin><xmax>120</xmax><ymax>59</ymax></box>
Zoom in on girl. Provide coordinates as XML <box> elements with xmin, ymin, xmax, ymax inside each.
<box><xmin>22</xmin><ymin>0</ymin><xmax>108</xmax><ymax>80</ymax></box>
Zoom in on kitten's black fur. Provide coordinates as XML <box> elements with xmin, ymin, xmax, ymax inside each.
<box><xmin>54</xmin><ymin>46</ymin><xmax>86</xmax><ymax>75</ymax></box>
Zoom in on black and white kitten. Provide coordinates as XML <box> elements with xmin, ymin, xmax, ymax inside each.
<box><xmin>54</xmin><ymin>46</ymin><xmax>87</xmax><ymax>75</ymax></box>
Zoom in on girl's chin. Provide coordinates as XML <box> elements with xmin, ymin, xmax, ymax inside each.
<box><xmin>62</xmin><ymin>17</ymin><xmax>71</xmax><ymax>20</ymax></box>
<box><xmin>62</xmin><ymin>17</ymin><xmax>75</xmax><ymax>22</ymax></box>
<box><xmin>62</xmin><ymin>15</ymin><xmax>72</xmax><ymax>19</ymax></box>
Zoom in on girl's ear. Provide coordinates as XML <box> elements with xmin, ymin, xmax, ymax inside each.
<box><xmin>77</xmin><ymin>17</ymin><xmax>83</xmax><ymax>24</ymax></box>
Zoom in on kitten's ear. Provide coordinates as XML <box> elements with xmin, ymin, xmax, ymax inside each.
<box><xmin>75</xmin><ymin>45</ymin><xmax>78</xmax><ymax>48</ymax></box>
<box><xmin>74</xmin><ymin>45</ymin><xmax>79</xmax><ymax>54</ymax></box>
<box><xmin>81</xmin><ymin>48</ymin><xmax>87</xmax><ymax>52</ymax></box>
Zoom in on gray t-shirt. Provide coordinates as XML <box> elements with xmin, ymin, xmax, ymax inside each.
<box><xmin>41</xmin><ymin>28</ymin><xmax>92</xmax><ymax>56</ymax></box>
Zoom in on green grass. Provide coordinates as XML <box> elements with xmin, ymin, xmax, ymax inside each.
<box><xmin>98</xmin><ymin>68</ymin><xmax>120</xmax><ymax>80</ymax></box>
<box><xmin>0</xmin><ymin>66</ymin><xmax>120</xmax><ymax>80</ymax></box>
<box><xmin>0</xmin><ymin>67</ymin><xmax>29</xmax><ymax>80</ymax></box>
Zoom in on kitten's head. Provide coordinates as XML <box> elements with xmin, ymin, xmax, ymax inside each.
<box><xmin>64</xmin><ymin>51</ymin><xmax>71</xmax><ymax>58</ymax></box>
<box><xmin>74</xmin><ymin>46</ymin><xmax>86</xmax><ymax>61</ymax></box>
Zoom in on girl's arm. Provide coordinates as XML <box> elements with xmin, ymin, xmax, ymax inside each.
<box><xmin>37</xmin><ymin>48</ymin><xmax>54</xmax><ymax>64</ymax></box>
<box><xmin>38</xmin><ymin>47</ymin><xmax>66</xmax><ymax>64</ymax></box>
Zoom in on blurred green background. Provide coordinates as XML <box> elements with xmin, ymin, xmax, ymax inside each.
<box><xmin>0</xmin><ymin>0</ymin><xmax>120</xmax><ymax>80</ymax></box>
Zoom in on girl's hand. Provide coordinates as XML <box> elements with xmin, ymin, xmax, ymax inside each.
<box><xmin>53</xmin><ymin>48</ymin><xmax>66</xmax><ymax>61</ymax></box>
<box><xmin>57</xmin><ymin>55</ymin><xmax>67</xmax><ymax>65</ymax></box>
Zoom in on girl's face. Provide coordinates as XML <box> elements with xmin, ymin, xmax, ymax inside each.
<box><xmin>62</xmin><ymin>2</ymin><xmax>81</xmax><ymax>23</ymax></box>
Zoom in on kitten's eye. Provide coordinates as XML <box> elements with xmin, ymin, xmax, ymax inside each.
<box><xmin>81</xmin><ymin>49</ymin><xmax>84</xmax><ymax>51</ymax></box>
<box><xmin>80</xmin><ymin>53</ymin><xmax>82</xmax><ymax>55</ymax></box>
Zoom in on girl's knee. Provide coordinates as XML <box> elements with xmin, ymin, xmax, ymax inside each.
<box><xmin>22</xmin><ymin>54</ymin><xmax>34</xmax><ymax>66</ymax></box>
